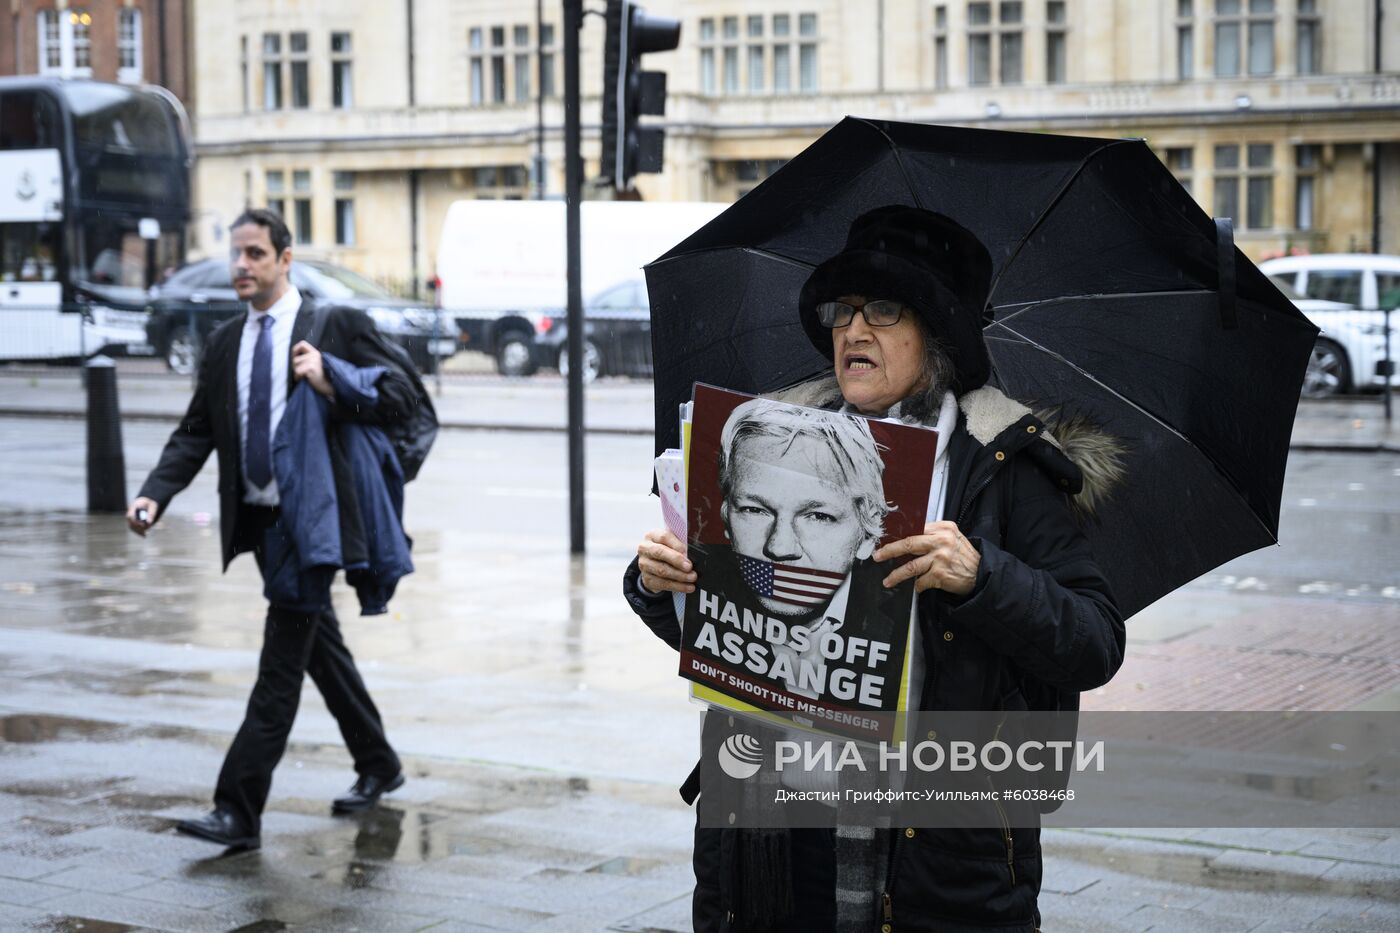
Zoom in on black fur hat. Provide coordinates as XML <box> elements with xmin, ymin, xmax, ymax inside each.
<box><xmin>798</xmin><ymin>205</ymin><xmax>994</xmax><ymax>393</ymax></box>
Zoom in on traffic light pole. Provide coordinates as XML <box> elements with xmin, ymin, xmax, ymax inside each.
<box><xmin>564</xmin><ymin>0</ymin><xmax>586</xmax><ymax>554</ymax></box>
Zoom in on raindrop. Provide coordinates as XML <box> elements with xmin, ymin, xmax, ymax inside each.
<box><xmin>1298</xmin><ymin>498</ymin><xmax>1317</xmax><ymax>507</ymax></box>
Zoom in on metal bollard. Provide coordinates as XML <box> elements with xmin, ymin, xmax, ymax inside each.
<box><xmin>85</xmin><ymin>355</ymin><xmax>127</xmax><ymax>513</ymax></box>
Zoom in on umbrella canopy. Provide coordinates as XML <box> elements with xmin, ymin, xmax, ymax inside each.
<box><xmin>643</xmin><ymin>117</ymin><xmax>1318</xmax><ymax>619</ymax></box>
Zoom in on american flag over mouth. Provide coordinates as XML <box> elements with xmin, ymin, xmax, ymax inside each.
<box><xmin>738</xmin><ymin>555</ymin><xmax>846</xmax><ymax>607</ymax></box>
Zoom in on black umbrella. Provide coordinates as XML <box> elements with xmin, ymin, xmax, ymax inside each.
<box><xmin>643</xmin><ymin>118</ymin><xmax>1317</xmax><ymax>619</ymax></box>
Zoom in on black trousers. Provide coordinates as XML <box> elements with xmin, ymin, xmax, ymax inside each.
<box><xmin>213</xmin><ymin>506</ymin><xmax>400</xmax><ymax>832</ymax></box>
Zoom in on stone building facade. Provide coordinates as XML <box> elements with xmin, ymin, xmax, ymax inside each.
<box><xmin>185</xmin><ymin>0</ymin><xmax>1399</xmax><ymax>292</ymax></box>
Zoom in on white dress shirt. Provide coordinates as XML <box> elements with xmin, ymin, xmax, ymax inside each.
<box><xmin>237</xmin><ymin>286</ymin><xmax>302</xmax><ymax>505</ymax></box>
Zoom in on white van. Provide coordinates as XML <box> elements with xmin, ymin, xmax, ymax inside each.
<box><xmin>435</xmin><ymin>200</ymin><xmax>725</xmax><ymax>375</ymax></box>
<box><xmin>1259</xmin><ymin>253</ymin><xmax>1400</xmax><ymax>395</ymax></box>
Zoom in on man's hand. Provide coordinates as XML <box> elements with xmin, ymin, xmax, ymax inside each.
<box><xmin>873</xmin><ymin>521</ymin><xmax>980</xmax><ymax>595</ymax></box>
<box><xmin>126</xmin><ymin>497</ymin><xmax>160</xmax><ymax>537</ymax></box>
<box><xmin>292</xmin><ymin>341</ymin><xmax>334</xmax><ymax>398</ymax></box>
<box><xmin>637</xmin><ymin>529</ymin><xmax>696</xmax><ymax>594</ymax></box>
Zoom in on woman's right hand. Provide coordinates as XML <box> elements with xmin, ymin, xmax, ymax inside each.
<box><xmin>636</xmin><ymin>529</ymin><xmax>697</xmax><ymax>594</ymax></box>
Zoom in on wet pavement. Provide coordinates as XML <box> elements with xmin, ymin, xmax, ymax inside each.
<box><xmin>0</xmin><ymin>416</ymin><xmax>1398</xmax><ymax>931</ymax></box>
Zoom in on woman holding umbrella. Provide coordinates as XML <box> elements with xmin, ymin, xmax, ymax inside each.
<box><xmin>625</xmin><ymin>206</ymin><xmax>1127</xmax><ymax>932</ymax></box>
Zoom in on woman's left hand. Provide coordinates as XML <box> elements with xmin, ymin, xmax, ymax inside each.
<box><xmin>873</xmin><ymin>521</ymin><xmax>981</xmax><ymax>595</ymax></box>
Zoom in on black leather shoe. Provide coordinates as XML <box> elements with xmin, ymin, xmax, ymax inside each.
<box><xmin>175</xmin><ymin>809</ymin><xmax>260</xmax><ymax>849</ymax></box>
<box><xmin>332</xmin><ymin>772</ymin><xmax>405</xmax><ymax>814</ymax></box>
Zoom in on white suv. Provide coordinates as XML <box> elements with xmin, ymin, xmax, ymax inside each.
<box><xmin>1259</xmin><ymin>254</ymin><xmax>1400</xmax><ymax>396</ymax></box>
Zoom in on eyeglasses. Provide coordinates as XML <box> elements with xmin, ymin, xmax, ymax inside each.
<box><xmin>814</xmin><ymin>299</ymin><xmax>907</xmax><ymax>328</ymax></box>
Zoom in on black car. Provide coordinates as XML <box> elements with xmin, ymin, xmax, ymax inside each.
<box><xmin>535</xmin><ymin>280</ymin><xmax>653</xmax><ymax>382</ymax></box>
<box><xmin>145</xmin><ymin>258</ymin><xmax>459</xmax><ymax>374</ymax></box>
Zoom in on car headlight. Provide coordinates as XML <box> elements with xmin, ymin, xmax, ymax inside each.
<box><xmin>367</xmin><ymin>307</ymin><xmax>410</xmax><ymax>333</ymax></box>
<box><xmin>404</xmin><ymin>308</ymin><xmax>438</xmax><ymax>329</ymax></box>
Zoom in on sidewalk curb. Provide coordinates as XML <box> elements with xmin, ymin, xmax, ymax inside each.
<box><xmin>0</xmin><ymin>406</ymin><xmax>655</xmax><ymax>437</ymax></box>
<box><xmin>1</xmin><ymin>406</ymin><xmax>1395</xmax><ymax>449</ymax></box>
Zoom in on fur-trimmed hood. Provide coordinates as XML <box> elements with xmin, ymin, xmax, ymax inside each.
<box><xmin>770</xmin><ymin>375</ymin><xmax>1125</xmax><ymax>516</ymax></box>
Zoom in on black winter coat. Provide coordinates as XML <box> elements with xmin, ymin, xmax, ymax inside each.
<box><xmin>623</xmin><ymin>384</ymin><xmax>1125</xmax><ymax>932</ymax></box>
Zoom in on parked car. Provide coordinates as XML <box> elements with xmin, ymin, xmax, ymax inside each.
<box><xmin>1260</xmin><ymin>254</ymin><xmax>1400</xmax><ymax>396</ymax></box>
<box><xmin>145</xmin><ymin>258</ymin><xmax>458</xmax><ymax>374</ymax></box>
<box><xmin>535</xmin><ymin>280</ymin><xmax>653</xmax><ymax>382</ymax></box>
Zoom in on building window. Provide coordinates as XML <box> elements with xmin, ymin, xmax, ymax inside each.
<box><xmin>334</xmin><ymin>172</ymin><xmax>355</xmax><ymax>247</ymax></box>
<box><xmin>37</xmin><ymin>8</ymin><xmax>93</xmax><ymax>77</ymax></box>
<box><xmin>331</xmin><ymin>32</ymin><xmax>353</xmax><ymax>109</ymax></box>
<box><xmin>1176</xmin><ymin>0</ymin><xmax>1194</xmax><ymax>79</ymax></box>
<box><xmin>773</xmin><ymin>15</ymin><xmax>791</xmax><ymax>92</ymax></box>
<box><xmin>1245</xmin><ymin>143</ymin><xmax>1273</xmax><ymax>229</ymax></box>
<box><xmin>798</xmin><ymin>14</ymin><xmax>819</xmax><ymax>92</ymax></box>
<box><xmin>1214</xmin><ymin>0</ymin><xmax>1274</xmax><ymax>77</ymax></box>
<box><xmin>491</xmin><ymin>26</ymin><xmax>507</xmax><ymax>103</ymax></box>
<box><xmin>118</xmin><ymin>9</ymin><xmax>142</xmax><ymax>83</ymax></box>
<box><xmin>266</xmin><ymin>170</ymin><xmax>286</xmax><ymax>220</ymax></box>
<box><xmin>541</xmin><ymin>23</ymin><xmax>557</xmax><ymax>97</ymax></box>
<box><xmin>933</xmin><ymin>5</ymin><xmax>949</xmax><ymax>89</ymax></box>
<box><xmin>514</xmin><ymin>25</ymin><xmax>531</xmax><ymax>103</ymax></box>
<box><xmin>469</xmin><ymin>29</ymin><xmax>484</xmax><ymax>105</ymax></box>
<box><xmin>713</xmin><ymin>158</ymin><xmax>788</xmax><ymax>200</ymax></box>
<box><xmin>262</xmin><ymin>34</ymin><xmax>283</xmax><ymax>110</ymax></box>
<box><xmin>1213</xmin><ymin>144</ymin><xmax>1239</xmax><ymax>221</ymax></box>
<box><xmin>968</xmin><ymin>2</ymin><xmax>1026</xmax><ymax>86</ymax></box>
<box><xmin>1214</xmin><ymin>144</ymin><xmax>1273</xmax><ymax>229</ymax></box>
<box><xmin>1296</xmin><ymin>0</ymin><xmax>1319</xmax><ymax>75</ymax></box>
<box><xmin>289</xmin><ymin>32</ymin><xmax>309</xmax><ymax>108</ymax></box>
<box><xmin>699</xmin><ymin>19</ymin><xmax>716</xmax><ymax>94</ymax></box>
<box><xmin>470</xmin><ymin>165</ymin><xmax>529</xmax><ymax>199</ymax></box>
<box><xmin>240</xmin><ymin>36</ymin><xmax>250</xmax><ymax>112</ymax></box>
<box><xmin>1166</xmin><ymin>146</ymin><xmax>1194</xmax><ymax>195</ymax></box>
<box><xmin>723</xmin><ymin>16</ymin><xmax>740</xmax><ymax>94</ymax></box>
<box><xmin>1045</xmin><ymin>1</ymin><xmax>1066</xmax><ymax>84</ymax></box>
<box><xmin>701</xmin><ymin>13</ymin><xmax>816</xmax><ymax>97</ymax></box>
<box><xmin>293</xmin><ymin>170</ymin><xmax>312</xmax><ymax>244</ymax></box>
<box><xmin>1295</xmin><ymin>144</ymin><xmax>1318</xmax><ymax>230</ymax></box>
<box><xmin>747</xmin><ymin>15</ymin><xmax>765</xmax><ymax>94</ymax></box>
<box><xmin>999</xmin><ymin>2</ymin><xmax>1023</xmax><ymax>84</ymax></box>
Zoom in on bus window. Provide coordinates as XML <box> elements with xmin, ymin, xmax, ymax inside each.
<box><xmin>0</xmin><ymin>91</ymin><xmax>60</xmax><ymax>150</ymax></box>
<box><xmin>62</xmin><ymin>82</ymin><xmax>180</xmax><ymax>155</ymax></box>
<box><xmin>0</xmin><ymin>223</ymin><xmax>59</xmax><ymax>282</ymax></box>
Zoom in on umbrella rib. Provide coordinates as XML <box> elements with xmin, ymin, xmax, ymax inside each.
<box><xmin>989</xmin><ymin>322</ymin><xmax>1280</xmax><ymax>545</ymax></box>
<box><xmin>984</xmin><ymin>138</ymin><xmax>1139</xmax><ymax>310</ymax></box>
<box><xmin>855</xmin><ymin>117</ymin><xmax>926</xmax><ymax>210</ymax></box>
<box><xmin>645</xmin><ymin>244</ymin><xmax>815</xmax><ymax>273</ymax></box>
<box><xmin>992</xmin><ymin>289</ymin><xmax>1214</xmax><ymax>327</ymax></box>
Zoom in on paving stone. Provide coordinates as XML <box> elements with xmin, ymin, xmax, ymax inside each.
<box><xmin>0</xmin><ymin>875</ymin><xmax>72</xmax><ymax>907</ymax></box>
<box><xmin>1128</xmin><ymin>903</ymin><xmax>1267</xmax><ymax>932</ymax></box>
<box><xmin>124</xmin><ymin>877</ymin><xmax>241</xmax><ymax>910</ymax></box>
<box><xmin>26</xmin><ymin>864</ymin><xmax>157</xmax><ymax>895</ymax></box>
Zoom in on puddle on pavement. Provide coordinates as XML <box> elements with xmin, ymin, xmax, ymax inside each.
<box><xmin>0</xmin><ymin>714</ymin><xmax>123</xmax><ymax>743</ymax></box>
<box><xmin>24</xmin><ymin>918</ymin><xmax>140</xmax><ymax>933</ymax></box>
<box><xmin>586</xmin><ymin>855</ymin><xmax>667</xmax><ymax>876</ymax></box>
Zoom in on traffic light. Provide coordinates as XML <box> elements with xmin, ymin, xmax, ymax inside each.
<box><xmin>600</xmin><ymin>0</ymin><xmax>681</xmax><ymax>191</ymax></box>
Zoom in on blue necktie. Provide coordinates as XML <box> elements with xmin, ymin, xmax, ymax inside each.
<box><xmin>246</xmin><ymin>314</ymin><xmax>274</xmax><ymax>489</ymax></box>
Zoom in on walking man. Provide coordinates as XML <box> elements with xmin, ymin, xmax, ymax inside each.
<box><xmin>127</xmin><ymin>210</ymin><xmax>409</xmax><ymax>849</ymax></box>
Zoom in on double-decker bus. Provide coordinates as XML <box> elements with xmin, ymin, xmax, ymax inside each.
<box><xmin>0</xmin><ymin>77</ymin><xmax>190</xmax><ymax>361</ymax></box>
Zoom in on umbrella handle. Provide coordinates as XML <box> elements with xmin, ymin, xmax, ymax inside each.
<box><xmin>1215</xmin><ymin>217</ymin><xmax>1238</xmax><ymax>331</ymax></box>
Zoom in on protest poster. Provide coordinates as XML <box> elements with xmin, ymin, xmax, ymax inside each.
<box><xmin>679</xmin><ymin>384</ymin><xmax>937</xmax><ymax>743</ymax></box>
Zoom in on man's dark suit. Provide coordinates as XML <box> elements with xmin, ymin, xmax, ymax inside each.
<box><xmin>139</xmin><ymin>298</ymin><xmax>413</xmax><ymax>833</ymax></box>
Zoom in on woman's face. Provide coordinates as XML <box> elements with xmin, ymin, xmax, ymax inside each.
<box><xmin>831</xmin><ymin>295</ymin><xmax>930</xmax><ymax>415</ymax></box>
